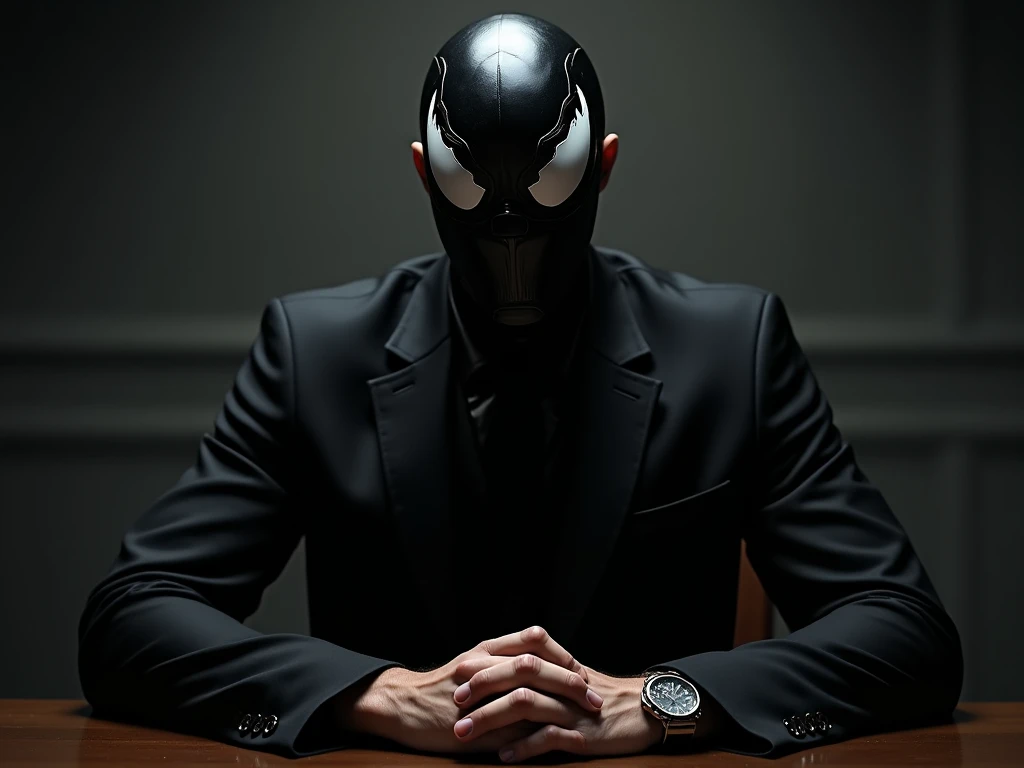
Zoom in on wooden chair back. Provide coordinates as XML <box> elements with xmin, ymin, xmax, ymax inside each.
<box><xmin>732</xmin><ymin>540</ymin><xmax>773</xmax><ymax>646</ymax></box>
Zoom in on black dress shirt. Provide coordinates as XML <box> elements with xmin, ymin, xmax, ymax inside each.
<box><xmin>446</xmin><ymin>269</ymin><xmax>588</xmax><ymax>465</ymax></box>
<box><xmin>446</xmin><ymin>270</ymin><xmax>589</xmax><ymax>632</ymax></box>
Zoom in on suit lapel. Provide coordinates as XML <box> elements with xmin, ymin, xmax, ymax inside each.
<box><xmin>368</xmin><ymin>256</ymin><xmax>457</xmax><ymax>647</ymax></box>
<box><xmin>546</xmin><ymin>251</ymin><xmax>662</xmax><ymax>642</ymax></box>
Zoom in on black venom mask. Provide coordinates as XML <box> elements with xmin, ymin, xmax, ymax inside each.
<box><xmin>419</xmin><ymin>13</ymin><xmax>605</xmax><ymax>326</ymax></box>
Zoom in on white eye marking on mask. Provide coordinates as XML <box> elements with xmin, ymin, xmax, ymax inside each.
<box><xmin>528</xmin><ymin>85</ymin><xmax>591</xmax><ymax>208</ymax></box>
<box><xmin>425</xmin><ymin>89</ymin><xmax>485</xmax><ymax>210</ymax></box>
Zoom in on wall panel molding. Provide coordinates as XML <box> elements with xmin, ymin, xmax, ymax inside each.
<box><xmin>4</xmin><ymin>314</ymin><xmax>1024</xmax><ymax>360</ymax></box>
<box><xmin>0</xmin><ymin>316</ymin><xmax>261</xmax><ymax>360</ymax></box>
<box><xmin>936</xmin><ymin>440</ymin><xmax>977</xmax><ymax>697</ymax></box>
<box><xmin>3</xmin><ymin>406</ymin><xmax>1024</xmax><ymax>445</ymax></box>
<box><xmin>2</xmin><ymin>313</ymin><xmax>1021</xmax><ymax>444</ymax></box>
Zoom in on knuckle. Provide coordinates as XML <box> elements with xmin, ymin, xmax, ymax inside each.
<box><xmin>522</xmin><ymin>625</ymin><xmax>548</xmax><ymax>645</ymax></box>
<box><xmin>564</xmin><ymin>670</ymin><xmax>586</xmax><ymax>691</ymax></box>
<box><xmin>454</xmin><ymin>661</ymin><xmax>471</xmax><ymax>677</ymax></box>
<box><xmin>472</xmin><ymin>668</ymin><xmax>490</xmax><ymax>688</ymax></box>
<box><xmin>567</xmin><ymin>730</ymin><xmax>588</xmax><ymax>753</ymax></box>
<box><xmin>515</xmin><ymin>654</ymin><xmax>542</xmax><ymax>676</ymax></box>
<box><xmin>511</xmin><ymin>687</ymin><xmax>535</xmax><ymax>708</ymax></box>
<box><xmin>543</xmin><ymin>724</ymin><xmax>561</xmax><ymax>741</ymax></box>
<box><xmin>567</xmin><ymin>654</ymin><xmax>582</xmax><ymax>672</ymax></box>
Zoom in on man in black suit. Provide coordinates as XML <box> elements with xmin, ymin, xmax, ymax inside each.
<box><xmin>78</xmin><ymin>13</ymin><xmax>962</xmax><ymax>763</ymax></box>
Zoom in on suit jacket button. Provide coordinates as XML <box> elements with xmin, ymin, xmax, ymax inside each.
<box><xmin>237</xmin><ymin>713</ymin><xmax>252</xmax><ymax>733</ymax></box>
<box><xmin>804</xmin><ymin>712</ymin><xmax>818</xmax><ymax>734</ymax></box>
<box><xmin>793</xmin><ymin>714</ymin><xmax>807</xmax><ymax>737</ymax></box>
<box><xmin>262</xmin><ymin>715</ymin><xmax>279</xmax><ymax>736</ymax></box>
<box><xmin>783</xmin><ymin>717</ymin><xmax>804</xmax><ymax>738</ymax></box>
<box><xmin>251</xmin><ymin>714</ymin><xmax>265</xmax><ymax>736</ymax></box>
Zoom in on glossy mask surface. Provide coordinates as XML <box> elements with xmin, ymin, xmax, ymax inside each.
<box><xmin>419</xmin><ymin>13</ymin><xmax>605</xmax><ymax>325</ymax></box>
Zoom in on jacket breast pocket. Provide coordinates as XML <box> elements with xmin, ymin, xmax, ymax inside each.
<box><xmin>626</xmin><ymin>479</ymin><xmax>738</xmax><ymax>535</ymax></box>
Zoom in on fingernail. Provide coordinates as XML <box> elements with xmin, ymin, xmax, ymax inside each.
<box><xmin>454</xmin><ymin>682</ymin><xmax>471</xmax><ymax>703</ymax></box>
<box><xmin>499</xmin><ymin>748</ymin><xmax>515</xmax><ymax>762</ymax></box>
<box><xmin>455</xmin><ymin>717</ymin><xmax>473</xmax><ymax>737</ymax></box>
<box><xmin>586</xmin><ymin>688</ymin><xmax>604</xmax><ymax>708</ymax></box>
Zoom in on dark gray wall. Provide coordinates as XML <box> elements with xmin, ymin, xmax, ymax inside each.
<box><xmin>2</xmin><ymin>0</ymin><xmax>1021</xmax><ymax>701</ymax></box>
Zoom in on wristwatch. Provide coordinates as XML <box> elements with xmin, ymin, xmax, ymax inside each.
<box><xmin>640</xmin><ymin>669</ymin><xmax>701</xmax><ymax>744</ymax></box>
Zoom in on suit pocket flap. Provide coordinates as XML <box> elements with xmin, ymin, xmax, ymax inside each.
<box><xmin>630</xmin><ymin>479</ymin><xmax>735</xmax><ymax>525</ymax></box>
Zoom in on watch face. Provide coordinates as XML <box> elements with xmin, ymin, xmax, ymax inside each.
<box><xmin>647</xmin><ymin>675</ymin><xmax>699</xmax><ymax>718</ymax></box>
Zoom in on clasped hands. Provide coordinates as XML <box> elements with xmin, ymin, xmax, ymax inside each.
<box><xmin>337</xmin><ymin>625</ymin><xmax>663</xmax><ymax>762</ymax></box>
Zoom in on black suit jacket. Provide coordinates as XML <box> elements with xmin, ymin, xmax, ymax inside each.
<box><xmin>78</xmin><ymin>247</ymin><xmax>963</xmax><ymax>757</ymax></box>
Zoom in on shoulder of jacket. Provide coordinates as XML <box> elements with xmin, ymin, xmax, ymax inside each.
<box><xmin>595</xmin><ymin>245</ymin><xmax>770</xmax><ymax>305</ymax></box>
<box><xmin>274</xmin><ymin>252</ymin><xmax>443</xmax><ymax>308</ymax></box>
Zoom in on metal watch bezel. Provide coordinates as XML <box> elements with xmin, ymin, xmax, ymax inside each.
<box><xmin>641</xmin><ymin>671</ymin><xmax>701</xmax><ymax>720</ymax></box>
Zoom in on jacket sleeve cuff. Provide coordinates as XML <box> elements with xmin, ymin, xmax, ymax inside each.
<box><xmin>224</xmin><ymin>637</ymin><xmax>401</xmax><ymax>757</ymax></box>
<box><xmin>654</xmin><ymin>649</ymin><xmax>806</xmax><ymax>757</ymax></box>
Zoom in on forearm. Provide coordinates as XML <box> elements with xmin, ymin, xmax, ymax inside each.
<box><xmin>334</xmin><ymin>667</ymin><xmax>418</xmax><ymax>739</ymax></box>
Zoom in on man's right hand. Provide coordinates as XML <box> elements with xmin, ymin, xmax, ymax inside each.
<box><xmin>334</xmin><ymin>626</ymin><xmax>603</xmax><ymax>753</ymax></box>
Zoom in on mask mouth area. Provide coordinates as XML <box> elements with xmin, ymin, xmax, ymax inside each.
<box><xmin>491</xmin><ymin>212</ymin><xmax>530</xmax><ymax>237</ymax></box>
<box><xmin>493</xmin><ymin>305</ymin><xmax>545</xmax><ymax>325</ymax></box>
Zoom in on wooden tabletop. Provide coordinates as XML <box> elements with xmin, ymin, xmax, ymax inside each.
<box><xmin>1</xmin><ymin>700</ymin><xmax>1021</xmax><ymax>767</ymax></box>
